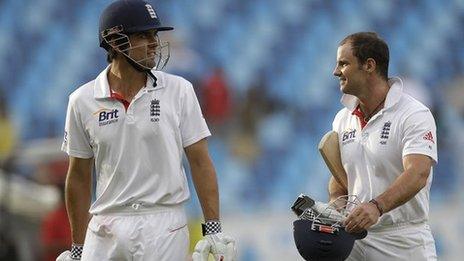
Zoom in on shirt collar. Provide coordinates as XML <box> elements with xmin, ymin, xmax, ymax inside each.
<box><xmin>340</xmin><ymin>77</ymin><xmax>404</xmax><ymax>112</ymax></box>
<box><xmin>93</xmin><ymin>65</ymin><xmax>111</xmax><ymax>99</ymax></box>
<box><xmin>93</xmin><ymin>65</ymin><xmax>161</xmax><ymax>99</ymax></box>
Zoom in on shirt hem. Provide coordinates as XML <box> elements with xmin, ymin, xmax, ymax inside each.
<box><xmin>403</xmin><ymin>150</ymin><xmax>437</xmax><ymax>163</ymax></box>
<box><xmin>182</xmin><ymin>131</ymin><xmax>211</xmax><ymax>148</ymax></box>
<box><xmin>62</xmin><ymin>148</ymin><xmax>93</xmax><ymax>159</ymax></box>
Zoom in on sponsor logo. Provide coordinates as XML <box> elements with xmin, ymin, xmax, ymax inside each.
<box><xmin>94</xmin><ymin>108</ymin><xmax>119</xmax><ymax>126</ymax></box>
<box><xmin>150</xmin><ymin>99</ymin><xmax>160</xmax><ymax>122</ymax></box>
<box><xmin>342</xmin><ymin>129</ymin><xmax>356</xmax><ymax>145</ymax></box>
<box><xmin>380</xmin><ymin>121</ymin><xmax>391</xmax><ymax>145</ymax></box>
<box><xmin>423</xmin><ymin>131</ymin><xmax>435</xmax><ymax>144</ymax></box>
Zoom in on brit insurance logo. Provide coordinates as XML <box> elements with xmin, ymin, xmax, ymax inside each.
<box><xmin>150</xmin><ymin>99</ymin><xmax>160</xmax><ymax>122</ymax></box>
<box><xmin>94</xmin><ymin>108</ymin><xmax>119</xmax><ymax>126</ymax></box>
<box><xmin>341</xmin><ymin>129</ymin><xmax>356</xmax><ymax>145</ymax></box>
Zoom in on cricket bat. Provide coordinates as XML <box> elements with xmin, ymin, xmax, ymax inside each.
<box><xmin>318</xmin><ymin>131</ymin><xmax>348</xmax><ymax>190</ymax></box>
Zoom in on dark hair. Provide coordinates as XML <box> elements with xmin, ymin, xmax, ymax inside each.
<box><xmin>340</xmin><ymin>32</ymin><xmax>389</xmax><ymax>80</ymax></box>
<box><xmin>104</xmin><ymin>34</ymin><xmax>131</xmax><ymax>63</ymax></box>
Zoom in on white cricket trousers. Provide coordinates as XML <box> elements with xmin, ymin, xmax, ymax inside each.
<box><xmin>81</xmin><ymin>205</ymin><xmax>189</xmax><ymax>261</ymax></box>
<box><xmin>346</xmin><ymin>222</ymin><xmax>437</xmax><ymax>261</ymax></box>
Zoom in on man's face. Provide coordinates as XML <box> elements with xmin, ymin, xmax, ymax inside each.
<box><xmin>127</xmin><ymin>29</ymin><xmax>159</xmax><ymax>69</ymax></box>
<box><xmin>333</xmin><ymin>42</ymin><xmax>366</xmax><ymax>95</ymax></box>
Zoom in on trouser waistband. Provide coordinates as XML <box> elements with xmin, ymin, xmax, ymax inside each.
<box><xmin>368</xmin><ymin>221</ymin><xmax>428</xmax><ymax>233</ymax></box>
<box><xmin>92</xmin><ymin>203</ymin><xmax>185</xmax><ymax>216</ymax></box>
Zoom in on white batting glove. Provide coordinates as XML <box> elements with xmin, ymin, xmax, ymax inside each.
<box><xmin>192</xmin><ymin>221</ymin><xmax>237</xmax><ymax>261</ymax></box>
<box><xmin>56</xmin><ymin>244</ymin><xmax>82</xmax><ymax>260</ymax></box>
<box><xmin>56</xmin><ymin>251</ymin><xmax>73</xmax><ymax>261</ymax></box>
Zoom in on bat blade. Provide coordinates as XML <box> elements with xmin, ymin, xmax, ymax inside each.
<box><xmin>318</xmin><ymin>131</ymin><xmax>348</xmax><ymax>190</ymax></box>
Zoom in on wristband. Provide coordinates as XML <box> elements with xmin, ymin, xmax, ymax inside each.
<box><xmin>201</xmin><ymin>220</ymin><xmax>222</xmax><ymax>236</ymax></box>
<box><xmin>71</xmin><ymin>243</ymin><xmax>83</xmax><ymax>260</ymax></box>
<box><xmin>369</xmin><ymin>199</ymin><xmax>383</xmax><ymax>216</ymax></box>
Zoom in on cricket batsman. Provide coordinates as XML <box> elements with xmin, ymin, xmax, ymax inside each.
<box><xmin>57</xmin><ymin>0</ymin><xmax>236</xmax><ymax>260</ymax></box>
<box><xmin>329</xmin><ymin>32</ymin><xmax>438</xmax><ymax>260</ymax></box>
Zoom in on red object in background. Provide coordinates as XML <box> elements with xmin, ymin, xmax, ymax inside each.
<box><xmin>41</xmin><ymin>203</ymin><xmax>71</xmax><ymax>261</ymax></box>
<box><xmin>48</xmin><ymin>160</ymin><xmax>69</xmax><ymax>185</ymax></box>
<box><xmin>201</xmin><ymin>68</ymin><xmax>231</xmax><ymax>124</ymax></box>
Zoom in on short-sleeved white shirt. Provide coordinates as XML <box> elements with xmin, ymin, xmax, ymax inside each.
<box><xmin>332</xmin><ymin>77</ymin><xmax>437</xmax><ymax>228</ymax></box>
<box><xmin>62</xmin><ymin>66</ymin><xmax>211</xmax><ymax>214</ymax></box>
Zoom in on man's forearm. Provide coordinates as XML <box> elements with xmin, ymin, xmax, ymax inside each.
<box><xmin>185</xmin><ymin>139</ymin><xmax>220</xmax><ymax>221</ymax></box>
<box><xmin>375</xmin><ymin>169</ymin><xmax>428</xmax><ymax>214</ymax></box>
<box><xmin>328</xmin><ymin>176</ymin><xmax>347</xmax><ymax>202</ymax></box>
<box><xmin>65</xmin><ymin>171</ymin><xmax>92</xmax><ymax>244</ymax></box>
<box><xmin>191</xmin><ymin>163</ymin><xmax>220</xmax><ymax>221</ymax></box>
<box><xmin>328</xmin><ymin>176</ymin><xmax>348</xmax><ymax>209</ymax></box>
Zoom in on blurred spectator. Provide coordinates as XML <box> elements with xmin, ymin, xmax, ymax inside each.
<box><xmin>230</xmin><ymin>78</ymin><xmax>271</xmax><ymax>164</ymax></box>
<box><xmin>240</xmin><ymin>77</ymin><xmax>278</xmax><ymax>131</ymax></box>
<box><xmin>200</xmin><ymin>67</ymin><xmax>232</xmax><ymax>130</ymax></box>
<box><xmin>40</xmin><ymin>184</ymin><xmax>71</xmax><ymax>261</ymax></box>
<box><xmin>0</xmin><ymin>89</ymin><xmax>17</xmax><ymax>171</ymax></box>
<box><xmin>0</xmin><ymin>88</ymin><xmax>19</xmax><ymax>259</ymax></box>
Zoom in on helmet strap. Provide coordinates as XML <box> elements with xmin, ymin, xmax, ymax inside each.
<box><xmin>122</xmin><ymin>52</ymin><xmax>158</xmax><ymax>88</ymax></box>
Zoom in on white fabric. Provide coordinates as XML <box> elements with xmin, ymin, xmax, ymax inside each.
<box><xmin>192</xmin><ymin>233</ymin><xmax>237</xmax><ymax>261</ymax></box>
<box><xmin>61</xmin><ymin>65</ymin><xmax>210</xmax><ymax>214</ymax></box>
<box><xmin>346</xmin><ymin>222</ymin><xmax>437</xmax><ymax>261</ymax></box>
<box><xmin>81</xmin><ymin>206</ymin><xmax>188</xmax><ymax>261</ymax></box>
<box><xmin>332</xmin><ymin>77</ymin><xmax>438</xmax><ymax>229</ymax></box>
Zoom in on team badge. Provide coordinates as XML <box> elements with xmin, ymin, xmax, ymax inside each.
<box><xmin>150</xmin><ymin>99</ymin><xmax>160</xmax><ymax>122</ymax></box>
<box><xmin>145</xmin><ymin>4</ymin><xmax>157</xmax><ymax>19</ymax></box>
<box><xmin>380</xmin><ymin>121</ymin><xmax>391</xmax><ymax>145</ymax></box>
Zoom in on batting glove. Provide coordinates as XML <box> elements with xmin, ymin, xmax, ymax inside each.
<box><xmin>56</xmin><ymin>244</ymin><xmax>83</xmax><ymax>260</ymax></box>
<box><xmin>192</xmin><ymin>221</ymin><xmax>237</xmax><ymax>261</ymax></box>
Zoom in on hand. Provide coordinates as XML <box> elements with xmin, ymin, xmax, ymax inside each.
<box><xmin>56</xmin><ymin>250</ymin><xmax>79</xmax><ymax>261</ymax></box>
<box><xmin>192</xmin><ymin>233</ymin><xmax>236</xmax><ymax>261</ymax></box>
<box><xmin>343</xmin><ymin>202</ymin><xmax>380</xmax><ymax>233</ymax></box>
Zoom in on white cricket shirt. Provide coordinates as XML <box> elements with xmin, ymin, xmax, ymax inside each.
<box><xmin>62</xmin><ymin>66</ymin><xmax>211</xmax><ymax>214</ymax></box>
<box><xmin>332</xmin><ymin>77</ymin><xmax>438</xmax><ymax>228</ymax></box>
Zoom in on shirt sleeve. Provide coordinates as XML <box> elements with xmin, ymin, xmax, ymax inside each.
<box><xmin>401</xmin><ymin>109</ymin><xmax>438</xmax><ymax>164</ymax></box>
<box><xmin>180</xmin><ymin>82</ymin><xmax>211</xmax><ymax>147</ymax></box>
<box><xmin>61</xmin><ymin>96</ymin><xmax>94</xmax><ymax>158</ymax></box>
